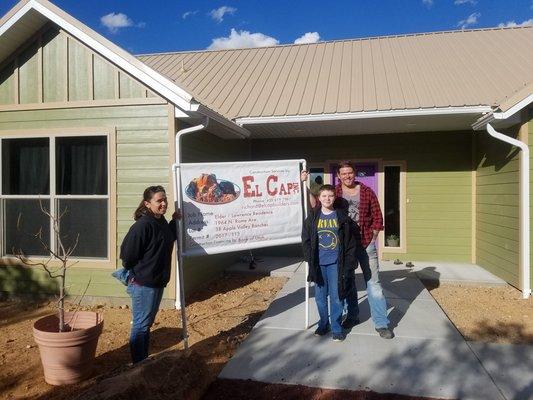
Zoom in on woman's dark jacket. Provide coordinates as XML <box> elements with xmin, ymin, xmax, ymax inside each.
<box><xmin>301</xmin><ymin>208</ymin><xmax>358</xmax><ymax>300</ymax></box>
<box><xmin>120</xmin><ymin>214</ymin><xmax>177</xmax><ymax>288</ymax></box>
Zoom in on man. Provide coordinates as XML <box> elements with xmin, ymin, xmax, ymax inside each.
<box><xmin>302</xmin><ymin>161</ymin><xmax>393</xmax><ymax>339</ymax></box>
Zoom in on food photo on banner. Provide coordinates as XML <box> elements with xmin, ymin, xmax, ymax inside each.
<box><xmin>180</xmin><ymin>160</ymin><xmax>304</xmax><ymax>256</ymax></box>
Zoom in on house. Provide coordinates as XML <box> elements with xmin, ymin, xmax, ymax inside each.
<box><xmin>0</xmin><ymin>0</ymin><xmax>531</xmax><ymax>305</ymax></box>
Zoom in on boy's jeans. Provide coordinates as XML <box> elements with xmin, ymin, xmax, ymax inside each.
<box><xmin>314</xmin><ymin>263</ymin><xmax>343</xmax><ymax>334</ymax></box>
<box><xmin>345</xmin><ymin>241</ymin><xmax>390</xmax><ymax>328</ymax></box>
<box><xmin>126</xmin><ymin>283</ymin><xmax>164</xmax><ymax>363</ymax></box>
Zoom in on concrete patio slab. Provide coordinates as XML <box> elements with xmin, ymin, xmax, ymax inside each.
<box><xmin>256</xmin><ymin>285</ymin><xmax>460</xmax><ymax>341</ymax></box>
<box><xmin>468</xmin><ymin>342</ymin><xmax>533</xmax><ymax>400</ymax></box>
<box><xmin>221</xmin><ymin>258</ymin><xmax>519</xmax><ymax>399</ymax></box>
<box><xmin>220</xmin><ymin>326</ymin><xmax>504</xmax><ymax>400</ymax></box>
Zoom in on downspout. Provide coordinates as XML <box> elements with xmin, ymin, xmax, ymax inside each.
<box><xmin>486</xmin><ymin>123</ymin><xmax>531</xmax><ymax>299</ymax></box>
<box><xmin>171</xmin><ymin>117</ymin><xmax>209</xmax><ymax>349</ymax></box>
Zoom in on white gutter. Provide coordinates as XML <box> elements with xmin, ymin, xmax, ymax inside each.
<box><xmin>472</xmin><ymin>94</ymin><xmax>533</xmax><ymax>130</ymax></box>
<box><xmin>236</xmin><ymin>106</ymin><xmax>492</xmax><ymax>125</ymax></box>
<box><xmin>486</xmin><ymin>123</ymin><xmax>530</xmax><ymax>299</ymax></box>
<box><xmin>193</xmin><ymin>103</ymin><xmax>250</xmax><ymax>138</ymax></box>
<box><xmin>171</xmin><ymin>117</ymin><xmax>209</xmax><ymax>350</ymax></box>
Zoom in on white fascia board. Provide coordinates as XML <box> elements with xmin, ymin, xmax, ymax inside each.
<box><xmin>28</xmin><ymin>1</ymin><xmax>194</xmax><ymax>111</ymax></box>
<box><xmin>0</xmin><ymin>2</ymin><xmax>34</xmax><ymax>37</ymax></box>
<box><xmin>472</xmin><ymin>94</ymin><xmax>533</xmax><ymax>130</ymax></box>
<box><xmin>236</xmin><ymin>106</ymin><xmax>492</xmax><ymax>125</ymax></box>
<box><xmin>494</xmin><ymin>94</ymin><xmax>533</xmax><ymax>120</ymax></box>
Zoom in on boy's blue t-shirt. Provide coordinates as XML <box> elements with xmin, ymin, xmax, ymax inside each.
<box><xmin>317</xmin><ymin>210</ymin><xmax>339</xmax><ymax>266</ymax></box>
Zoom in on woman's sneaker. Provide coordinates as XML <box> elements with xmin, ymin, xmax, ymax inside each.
<box><xmin>332</xmin><ymin>333</ymin><xmax>345</xmax><ymax>342</ymax></box>
<box><xmin>314</xmin><ymin>325</ymin><xmax>330</xmax><ymax>336</ymax></box>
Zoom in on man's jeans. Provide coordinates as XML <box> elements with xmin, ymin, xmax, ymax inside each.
<box><xmin>315</xmin><ymin>263</ymin><xmax>343</xmax><ymax>334</ymax></box>
<box><xmin>345</xmin><ymin>241</ymin><xmax>389</xmax><ymax>328</ymax></box>
<box><xmin>126</xmin><ymin>283</ymin><xmax>164</xmax><ymax>363</ymax></box>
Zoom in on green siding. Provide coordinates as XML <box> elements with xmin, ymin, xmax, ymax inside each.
<box><xmin>93</xmin><ymin>54</ymin><xmax>116</xmax><ymax>100</ymax></box>
<box><xmin>67</xmin><ymin>38</ymin><xmax>91</xmax><ymax>101</ymax></box>
<box><xmin>42</xmin><ymin>29</ymin><xmax>66</xmax><ymax>103</ymax></box>
<box><xmin>119</xmin><ymin>72</ymin><xmax>145</xmax><ymax>99</ymax></box>
<box><xmin>252</xmin><ymin>131</ymin><xmax>473</xmax><ymax>262</ymax></box>
<box><xmin>0</xmin><ymin>104</ymin><xmax>171</xmax><ymax>299</ymax></box>
<box><xmin>0</xmin><ymin>27</ymin><xmax>151</xmax><ymax>106</ymax></box>
<box><xmin>476</xmin><ymin>126</ymin><xmax>520</xmax><ymax>287</ymax></box>
<box><xmin>18</xmin><ymin>42</ymin><xmax>39</xmax><ymax>104</ymax></box>
<box><xmin>0</xmin><ymin>62</ymin><xmax>15</xmax><ymax>104</ymax></box>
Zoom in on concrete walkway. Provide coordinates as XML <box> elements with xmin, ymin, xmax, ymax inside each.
<box><xmin>220</xmin><ymin>258</ymin><xmax>533</xmax><ymax>400</ymax></box>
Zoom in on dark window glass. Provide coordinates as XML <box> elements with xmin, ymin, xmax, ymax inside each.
<box><xmin>384</xmin><ymin>166</ymin><xmax>400</xmax><ymax>247</ymax></box>
<box><xmin>309</xmin><ymin>168</ymin><xmax>325</xmax><ymax>196</ymax></box>
<box><xmin>2</xmin><ymin>138</ymin><xmax>49</xmax><ymax>195</ymax></box>
<box><xmin>56</xmin><ymin>136</ymin><xmax>107</xmax><ymax>195</ymax></box>
<box><xmin>57</xmin><ymin>199</ymin><xmax>107</xmax><ymax>258</ymax></box>
<box><xmin>4</xmin><ymin>199</ymin><xmax>50</xmax><ymax>256</ymax></box>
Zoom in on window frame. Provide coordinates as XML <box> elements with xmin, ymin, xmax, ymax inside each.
<box><xmin>0</xmin><ymin>127</ymin><xmax>116</xmax><ymax>268</ymax></box>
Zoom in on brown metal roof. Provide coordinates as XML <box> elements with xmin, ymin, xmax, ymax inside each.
<box><xmin>138</xmin><ymin>27</ymin><xmax>533</xmax><ymax>121</ymax></box>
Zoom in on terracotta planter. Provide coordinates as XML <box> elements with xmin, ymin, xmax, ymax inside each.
<box><xmin>33</xmin><ymin>311</ymin><xmax>104</xmax><ymax>385</ymax></box>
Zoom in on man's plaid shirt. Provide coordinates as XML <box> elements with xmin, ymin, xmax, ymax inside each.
<box><xmin>334</xmin><ymin>182</ymin><xmax>384</xmax><ymax>248</ymax></box>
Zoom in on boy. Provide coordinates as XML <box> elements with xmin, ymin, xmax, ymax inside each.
<box><xmin>302</xmin><ymin>184</ymin><xmax>357</xmax><ymax>341</ymax></box>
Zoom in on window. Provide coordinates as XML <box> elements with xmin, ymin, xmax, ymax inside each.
<box><xmin>383</xmin><ymin>163</ymin><xmax>405</xmax><ymax>251</ymax></box>
<box><xmin>0</xmin><ymin>134</ymin><xmax>109</xmax><ymax>259</ymax></box>
<box><xmin>309</xmin><ymin>167</ymin><xmax>325</xmax><ymax>196</ymax></box>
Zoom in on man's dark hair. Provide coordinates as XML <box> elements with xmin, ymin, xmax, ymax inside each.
<box><xmin>318</xmin><ymin>184</ymin><xmax>336</xmax><ymax>195</ymax></box>
<box><xmin>337</xmin><ymin>160</ymin><xmax>355</xmax><ymax>171</ymax></box>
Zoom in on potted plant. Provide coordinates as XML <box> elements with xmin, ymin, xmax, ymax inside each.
<box><xmin>386</xmin><ymin>234</ymin><xmax>400</xmax><ymax>247</ymax></box>
<box><xmin>15</xmin><ymin>202</ymin><xmax>103</xmax><ymax>386</ymax></box>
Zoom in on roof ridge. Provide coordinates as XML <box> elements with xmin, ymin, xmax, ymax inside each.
<box><xmin>136</xmin><ymin>25</ymin><xmax>533</xmax><ymax>57</ymax></box>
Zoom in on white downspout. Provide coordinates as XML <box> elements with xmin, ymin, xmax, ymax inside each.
<box><xmin>486</xmin><ymin>123</ymin><xmax>531</xmax><ymax>299</ymax></box>
<box><xmin>171</xmin><ymin>117</ymin><xmax>209</xmax><ymax>349</ymax></box>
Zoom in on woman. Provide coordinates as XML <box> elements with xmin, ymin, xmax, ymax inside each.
<box><xmin>120</xmin><ymin>185</ymin><xmax>177</xmax><ymax>363</ymax></box>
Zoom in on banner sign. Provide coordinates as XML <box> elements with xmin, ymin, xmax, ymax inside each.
<box><xmin>180</xmin><ymin>160</ymin><xmax>303</xmax><ymax>256</ymax></box>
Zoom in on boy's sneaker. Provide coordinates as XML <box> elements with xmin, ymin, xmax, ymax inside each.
<box><xmin>332</xmin><ymin>333</ymin><xmax>345</xmax><ymax>342</ymax></box>
<box><xmin>314</xmin><ymin>325</ymin><xmax>330</xmax><ymax>336</ymax></box>
<box><xmin>341</xmin><ymin>317</ymin><xmax>360</xmax><ymax>330</ymax></box>
<box><xmin>375</xmin><ymin>327</ymin><xmax>394</xmax><ymax>339</ymax></box>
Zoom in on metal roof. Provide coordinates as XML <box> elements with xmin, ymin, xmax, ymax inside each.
<box><xmin>138</xmin><ymin>27</ymin><xmax>533</xmax><ymax>121</ymax></box>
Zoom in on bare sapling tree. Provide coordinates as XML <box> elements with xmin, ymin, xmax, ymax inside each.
<box><xmin>15</xmin><ymin>200</ymin><xmax>79</xmax><ymax>332</ymax></box>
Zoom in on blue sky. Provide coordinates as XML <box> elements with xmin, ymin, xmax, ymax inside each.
<box><xmin>1</xmin><ymin>0</ymin><xmax>532</xmax><ymax>54</ymax></box>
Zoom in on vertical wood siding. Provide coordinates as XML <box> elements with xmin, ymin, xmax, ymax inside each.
<box><xmin>475</xmin><ymin>126</ymin><xmax>520</xmax><ymax>287</ymax></box>
<box><xmin>0</xmin><ymin>27</ymin><xmax>148</xmax><ymax>105</ymax></box>
<box><xmin>251</xmin><ymin>131</ymin><xmax>473</xmax><ymax>262</ymax></box>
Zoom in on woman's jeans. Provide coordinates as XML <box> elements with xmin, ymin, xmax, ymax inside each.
<box><xmin>126</xmin><ymin>283</ymin><xmax>164</xmax><ymax>363</ymax></box>
<box><xmin>345</xmin><ymin>241</ymin><xmax>390</xmax><ymax>328</ymax></box>
<box><xmin>314</xmin><ymin>263</ymin><xmax>343</xmax><ymax>334</ymax></box>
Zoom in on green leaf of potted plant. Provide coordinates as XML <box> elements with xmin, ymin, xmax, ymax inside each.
<box><xmin>15</xmin><ymin>201</ymin><xmax>103</xmax><ymax>386</ymax></box>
